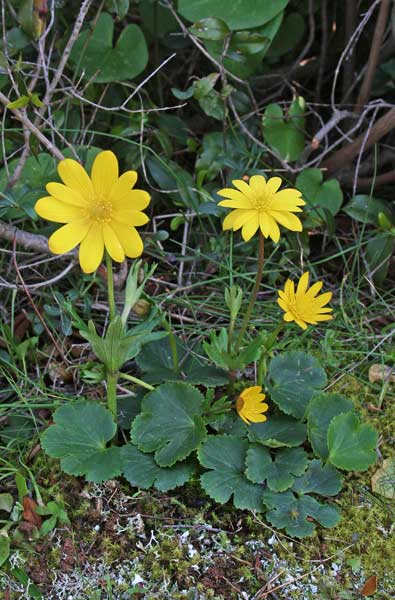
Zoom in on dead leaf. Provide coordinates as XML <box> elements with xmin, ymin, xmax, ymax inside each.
<box><xmin>360</xmin><ymin>575</ymin><xmax>377</xmax><ymax>596</ymax></box>
<box><xmin>369</xmin><ymin>364</ymin><xmax>395</xmax><ymax>384</ymax></box>
<box><xmin>372</xmin><ymin>457</ymin><xmax>395</xmax><ymax>499</ymax></box>
<box><xmin>22</xmin><ymin>496</ymin><xmax>42</xmax><ymax>527</ymax></box>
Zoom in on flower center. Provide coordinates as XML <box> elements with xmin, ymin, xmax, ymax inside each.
<box><xmin>88</xmin><ymin>197</ymin><xmax>113</xmax><ymax>223</ymax></box>
<box><xmin>252</xmin><ymin>191</ymin><xmax>271</xmax><ymax>211</ymax></box>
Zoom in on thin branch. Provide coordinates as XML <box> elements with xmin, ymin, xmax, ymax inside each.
<box><xmin>321</xmin><ymin>107</ymin><xmax>395</xmax><ymax>173</ymax></box>
<box><xmin>354</xmin><ymin>0</ymin><xmax>391</xmax><ymax>111</ymax></box>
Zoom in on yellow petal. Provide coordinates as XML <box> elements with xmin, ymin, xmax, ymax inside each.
<box><xmin>241</xmin><ymin>386</ymin><xmax>263</xmax><ymax>397</ymax></box>
<box><xmin>248</xmin><ymin>175</ymin><xmax>266</xmax><ymax>194</ymax></box>
<box><xmin>313</xmin><ymin>291</ymin><xmax>333</xmax><ymax>306</ymax></box>
<box><xmin>266</xmin><ymin>177</ymin><xmax>282</xmax><ymax>194</ymax></box>
<box><xmin>91</xmin><ymin>150</ymin><xmax>119</xmax><ymax>198</ymax></box>
<box><xmin>58</xmin><ymin>159</ymin><xmax>93</xmax><ymax>200</ymax></box>
<box><xmin>248</xmin><ymin>414</ymin><xmax>267</xmax><ymax>423</ymax></box>
<box><xmin>113</xmin><ymin>209</ymin><xmax>149</xmax><ymax>227</ymax></box>
<box><xmin>217</xmin><ymin>188</ymin><xmax>252</xmax><ymax>206</ymax></box>
<box><xmin>242</xmin><ymin>217</ymin><xmax>259</xmax><ymax>241</ymax></box>
<box><xmin>277</xmin><ymin>297</ymin><xmax>289</xmax><ymax>312</ymax></box>
<box><xmin>295</xmin><ymin>319</ymin><xmax>308</xmax><ymax>329</ymax></box>
<box><xmin>79</xmin><ymin>223</ymin><xmax>104</xmax><ymax>273</ymax></box>
<box><xmin>111</xmin><ymin>223</ymin><xmax>144</xmax><ymax>258</ymax></box>
<box><xmin>48</xmin><ymin>220</ymin><xmax>90</xmax><ymax>254</ymax></box>
<box><xmin>305</xmin><ymin>281</ymin><xmax>324</xmax><ymax>298</ymax></box>
<box><xmin>46</xmin><ymin>182</ymin><xmax>88</xmax><ymax>207</ymax></box>
<box><xmin>259</xmin><ymin>212</ymin><xmax>272</xmax><ymax>237</ymax></box>
<box><xmin>271</xmin><ymin>210</ymin><xmax>303</xmax><ymax>231</ymax></box>
<box><xmin>217</xmin><ymin>198</ymin><xmax>252</xmax><ymax>209</ymax></box>
<box><xmin>266</xmin><ymin>215</ymin><xmax>280</xmax><ymax>242</ymax></box>
<box><xmin>273</xmin><ymin>188</ymin><xmax>305</xmax><ymax>205</ymax></box>
<box><xmin>233</xmin><ymin>209</ymin><xmax>256</xmax><ymax>230</ymax></box>
<box><xmin>296</xmin><ymin>272</ymin><xmax>310</xmax><ymax>298</ymax></box>
<box><xmin>103</xmin><ymin>223</ymin><xmax>125</xmax><ymax>263</ymax></box>
<box><xmin>313</xmin><ymin>314</ymin><xmax>333</xmax><ymax>322</ymax></box>
<box><xmin>223</xmin><ymin>209</ymin><xmax>249</xmax><ymax>231</ymax></box>
<box><xmin>283</xmin><ymin>311</ymin><xmax>295</xmax><ymax>322</ymax></box>
<box><xmin>232</xmin><ymin>179</ymin><xmax>255</xmax><ymax>199</ymax></box>
<box><xmin>35</xmin><ymin>197</ymin><xmax>85</xmax><ymax>223</ymax></box>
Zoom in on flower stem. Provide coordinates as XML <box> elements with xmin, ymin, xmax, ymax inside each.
<box><xmin>119</xmin><ymin>371</ymin><xmax>155</xmax><ymax>392</ymax></box>
<box><xmin>105</xmin><ymin>251</ymin><xmax>116</xmax><ymax>321</ymax></box>
<box><xmin>106</xmin><ymin>371</ymin><xmax>118</xmax><ymax>421</ymax></box>
<box><xmin>257</xmin><ymin>322</ymin><xmax>284</xmax><ymax>386</ymax></box>
<box><xmin>235</xmin><ymin>232</ymin><xmax>265</xmax><ymax>353</ymax></box>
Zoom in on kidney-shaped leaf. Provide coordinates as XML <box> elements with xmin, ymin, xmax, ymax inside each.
<box><xmin>198</xmin><ymin>435</ymin><xmax>264</xmax><ymax>510</ymax></box>
<box><xmin>263</xmin><ymin>489</ymin><xmax>340</xmax><ymax>538</ymax></box>
<box><xmin>70</xmin><ymin>13</ymin><xmax>148</xmax><ymax>83</ymax></box>
<box><xmin>248</xmin><ymin>413</ymin><xmax>307</xmax><ymax>447</ymax></box>
<box><xmin>246</xmin><ymin>446</ymin><xmax>308</xmax><ymax>492</ymax></box>
<box><xmin>328</xmin><ymin>412</ymin><xmax>378</xmax><ymax>471</ymax></box>
<box><xmin>292</xmin><ymin>459</ymin><xmax>342</xmax><ymax>496</ymax></box>
<box><xmin>121</xmin><ymin>444</ymin><xmax>195</xmax><ymax>492</ymax></box>
<box><xmin>295</xmin><ymin>168</ymin><xmax>343</xmax><ymax>224</ymax></box>
<box><xmin>267</xmin><ymin>351</ymin><xmax>327</xmax><ymax>419</ymax></box>
<box><xmin>178</xmin><ymin>0</ymin><xmax>289</xmax><ymax>30</ymax></box>
<box><xmin>307</xmin><ymin>392</ymin><xmax>354</xmax><ymax>459</ymax></box>
<box><xmin>41</xmin><ymin>402</ymin><xmax>121</xmax><ymax>483</ymax></box>
<box><xmin>262</xmin><ymin>98</ymin><xmax>306</xmax><ymax>162</ymax></box>
<box><xmin>131</xmin><ymin>382</ymin><xmax>206</xmax><ymax>467</ymax></box>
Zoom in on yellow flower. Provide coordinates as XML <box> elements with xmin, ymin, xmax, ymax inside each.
<box><xmin>236</xmin><ymin>386</ymin><xmax>268</xmax><ymax>425</ymax></box>
<box><xmin>35</xmin><ymin>150</ymin><xmax>150</xmax><ymax>273</ymax></box>
<box><xmin>277</xmin><ymin>272</ymin><xmax>333</xmax><ymax>330</ymax></box>
<box><xmin>217</xmin><ymin>175</ymin><xmax>305</xmax><ymax>242</ymax></box>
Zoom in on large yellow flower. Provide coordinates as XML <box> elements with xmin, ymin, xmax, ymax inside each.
<box><xmin>217</xmin><ymin>175</ymin><xmax>305</xmax><ymax>242</ymax></box>
<box><xmin>277</xmin><ymin>272</ymin><xmax>333</xmax><ymax>330</ymax></box>
<box><xmin>236</xmin><ymin>386</ymin><xmax>268</xmax><ymax>425</ymax></box>
<box><xmin>35</xmin><ymin>150</ymin><xmax>150</xmax><ymax>273</ymax></box>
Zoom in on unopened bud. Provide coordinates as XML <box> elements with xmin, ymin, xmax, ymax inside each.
<box><xmin>132</xmin><ymin>298</ymin><xmax>151</xmax><ymax>317</ymax></box>
<box><xmin>378</xmin><ymin>212</ymin><xmax>392</xmax><ymax>230</ymax></box>
<box><xmin>225</xmin><ymin>285</ymin><xmax>243</xmax><ymax>322</ymax></box>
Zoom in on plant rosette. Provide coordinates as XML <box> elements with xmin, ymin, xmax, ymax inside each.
<box><xmin>42</xmin><ymin>350</ymin><xmax>378</xmax><ymax>538</ymax></box>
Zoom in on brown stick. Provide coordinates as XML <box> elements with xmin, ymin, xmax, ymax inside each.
<box><xmin>354</xmin><ymin>0</ymin><xmax>391</xmax><ymax>111</ymax></box>
<box><xmin>352</xmin><ymin>170</ymin><xmax>395</xmax><ymax>189</ymax></box>
<box><xmin>321</xmin><ymin>108</ymin><xmax>395</xmax><ymax>173</ymax></box>
<box><xmin>342</xmin><ymin>0</ymin><xmax>358</xmax><ymax>101</ymax></box>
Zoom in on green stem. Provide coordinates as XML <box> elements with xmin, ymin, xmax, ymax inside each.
<box><xmin>257</xmin><ymin>322</ymin><xmax>285</xmax><ymax>386</ymax></box>
<box><xmin>106</xmin><ymin>371</ymin><xmax>118</xmax><ymax>421</ymax></box>
<box><xmin>227</xmin><ymin>319</ymin><xmax>235</xmax><ymax>354</ymax></box>
<box><xmin>119</xmin><ymin>371</ymin><xmax>155</xmax><ymax>392</ymax></box>
<box><xmin>105</xmin><ymin>251</ymin><xmax>116</xmax><ymax>321</ymax></box>
<box><xmin>162</xmin><ymin>314</ymin><xmax>179</xmax><ymax>373</ymax></box>
<box><xmin>235</xmin><ymin>232</ymin><xmax>265</xmax><ymax>353</ymax></box>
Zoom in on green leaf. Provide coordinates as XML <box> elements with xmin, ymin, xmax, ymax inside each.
<box><xmin>263</xmin><ymin>490</ymin><xmax>340</xmax><ymax>538</ymax></box>
<box><xmin>295</xmin><ymin>169</ymin><xmax>343</xmax><ymax>225</ymax></box>
<box><xmin>7</xmin><ymin>95</ymin><xmax>30</xmax><ymax>109</ymax></box>
<box><xmin>248</xmin><ymin>414</ymin><xmax>307</xmax><ymax>447</ymax></box>
<box><xmin>343</xmin><ymin>195</ymin><xmax>392</xmax><ymax>226</ymax></box>
<box><xmin>41</xmin><ymin>401</ymin><xmax>121</xmax><ymax>483</ymax></box>
<box><xmin>229</xmin><ymin>31</ymin><xmax>269</xmax><ymax>55</ymax></box>
<box><xmin>189</xmin><ymin>17</ymin><xmax>230</xmax><ymax>41</ymax></box>
<box><xmin>372</xmin><ymin>458</ymin><xmax>395</xmax><ymax>499</ymax></box>
<box><xmin>70</xmin><ymin>13</ymin><xmax>148</xmax><ymax>83</ymax></box>
<box><xmin>262</xmin><ymin>97</ymin><xmax>306</xmax><ymax>162</ymax></box>
<box><xmin>121</xmin><ymin>444</ymin><xmax>195</xmax><ymax>491</ymax></box>
<box><xmin>246</xmin><ymin>446</ymin><xmax>308</xmax><ymax>492</ymax></box>
<box><xmin>105</xmin><ymin>0</ymin><xmax>130</xmax><ymax>18</ymax></box>
<box><xmin>328</xmin><ymin>412</ymin><xmax>378</xmax><ymax>471</ymax></box>
<box><xmin>292</xmin><ymin>459</ymin><xmax>342</xmax><ymax>496</ymax></box>
<box><xmin>366</xmin><ymin>233</ymin><xmax>395</xmax><ymax>285</ymax></box>
<box><xmin>198</xmin><ymin>435</ymin><xmax>265</xmax><ymax>510</ymax></box>
<box><xmin>178</xmin><ymin>0</ymin><xmax>289</xmax><ymax>30</ymax></box>
<box><xmin>0</xmin><ymin>493</ymin><xmax>13</xmax><ymax>513</ymax></box>
<box><xmin>267</xmin><ymin>352</ymin><xmax>327</xmax><ymax>419</ymax></box>
<box><xmin>267</xmin><ymin>12</ymin><xmax>305</xmax><ymax>57</ymax></box>
<box><xmin>81</xmin><ymin>314</ymin><xmax>166</xmax><ymax>373</ymax></box>
<box><xmin>204</xmin><ymin>12</ymin><xmax>283</xmax><ymax>78</ymax></box>
<box><xmin>131</xmin><ymin>383</ymin><xmax>207</xmax><ymax>467</ymax></box>
<box><xmin>136</xmin><ymin>336</ymin><xmax>228</xmax><ymax>386</ymax></box>
<box><xmin>0</xmin><ymin>532</ymin><xmax>10</xmax><ymax>567</ymax></box>
<box><xmin>307</xmin><ymin>392</ymin><xmax>354</xmax><ymax>459</ymax></box>
<box><xmin>203</xmin><ymin>328</ymin><xmax>265</xmax><ymax>371</ymax></box>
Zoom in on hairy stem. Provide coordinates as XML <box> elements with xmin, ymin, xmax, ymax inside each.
<box><xmin>106</xmin><ymin>251</ymin><xmax>116</xmax><ymax>321</ymax></box>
